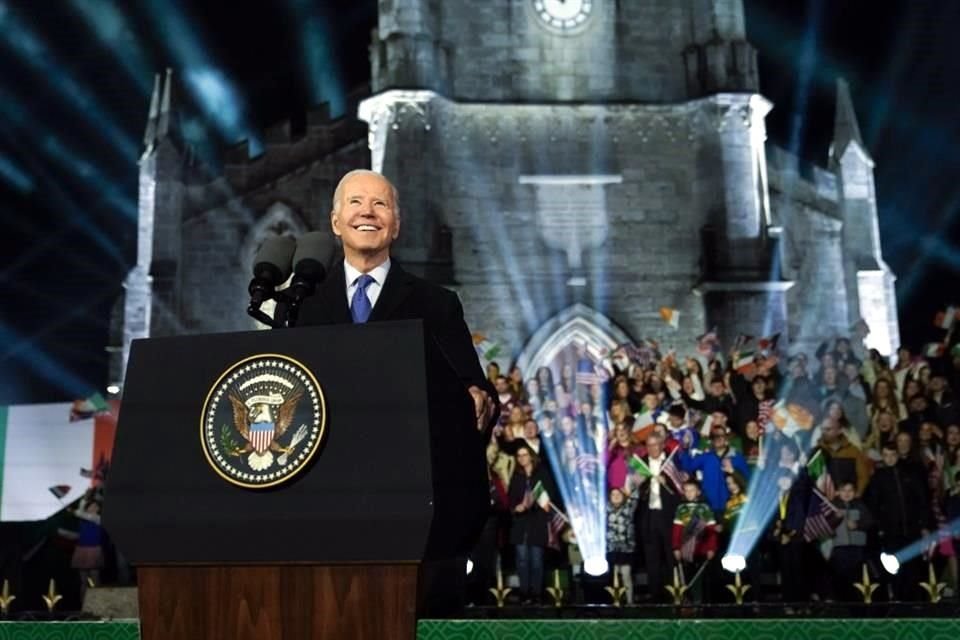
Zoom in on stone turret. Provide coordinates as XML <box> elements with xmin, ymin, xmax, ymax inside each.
<box><xmin>119</xmin><ymin>69</ymin><xmax>188</xmax><ymax>382</ymax></box>
<box><xmin>684</xmin><ymin>0</ymin><xmax>759</xmax><ymax>98</ymax></box>
<box><xmin>831</xmin><ymin>78</ymin><xmax>900</xmax><ymax>355</ymax></box>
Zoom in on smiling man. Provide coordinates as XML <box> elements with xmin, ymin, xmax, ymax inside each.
<box><xmin>297</xmin><ymin>169</ymin><xmax>498</xmax><ymax>614</ymax></box>
<box><xmin>298</xmin><ymin>169</ymin><xmax>497</xmax><ymax>432</ymax></box>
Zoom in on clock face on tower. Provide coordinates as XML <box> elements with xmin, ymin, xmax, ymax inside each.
<box><xmin>532</xmin><ymin>0</ymin><xmax>593</xmax><ymax>32</ymax></box>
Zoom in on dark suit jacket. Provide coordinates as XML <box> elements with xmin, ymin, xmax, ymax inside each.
<box><xmin>297</xmin><ymin>258</ymin><xmax>498</xmax><ymax>555</ymax></box>
<box><xmin>297</xmin><ymin>260</ymin><xmax>495</xmax><ymax>402</ymax></box>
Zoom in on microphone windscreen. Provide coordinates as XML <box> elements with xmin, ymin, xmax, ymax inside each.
<box><xmin>293</xmin><ymin>231</ymin><xmax>336</xmax><ymax>281</ymax></box>
<box><xmin>252</xmin><ymin>235</ymin><xmax>296</xmax><ymax>285</ymax></box>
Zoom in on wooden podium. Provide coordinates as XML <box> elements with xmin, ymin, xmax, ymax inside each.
<box><xmin>102</xmin><ymin>321</ymin><xmax>487</xmax><ymax>640</ymax></box>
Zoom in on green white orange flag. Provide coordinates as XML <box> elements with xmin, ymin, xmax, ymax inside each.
<box><xmin>0</xmin><ymin>402</ymin><xmax>117</xmax><ymax>522</ymax></box>
<box><xmin>628</xmin><ymin>454</ymin><xmax>653</xmax><ymax>478</ymax></box>
<box><xmin>659</xmin><ymin>307</ymin><xmax>680</xmax><ymax>329</ymax></box>
<box><xmin>531</xmin><ymin>480</ymin><xmax>551</xmax><ymax>508</ymax></box>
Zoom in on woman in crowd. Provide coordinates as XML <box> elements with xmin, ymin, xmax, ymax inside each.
<box><xmin>864</xmin><ymin>409</ymin><xmax>899</xmax><ymax>458</ymax></box>
<box><xmin>508</xmin><ymin>445</ymin><xmax>557</xmax><ymax>604</ymax></box>
<box><xmin>606</xmin><ymin>422</ymin><xmax>638</xmax><ymax>490</ymax></box>
<box><xmin>868</xmin><ymin>377</ymin><xmax>905</xmax><ymax>421</ymax></box>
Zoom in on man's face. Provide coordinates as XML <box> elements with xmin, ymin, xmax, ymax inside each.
<box><xmin>560</xmin><ymin>416</ymin><xmax>575</xmax><ymax>435</ymax></box>
<box><xmin>683</xmin><ymin>483</ymin><xmax>700</xmax><ymax>502</ymax></box>
<box><xmin>523</xmin><ymin>420</ymin><xmax>538</xmax><ymax>439</ymax></box>
<box><xmin>646</xmin><ymin>437</ymin><xmax>663</xmax><ymax>458</ymax></box>
<box><xmin>752</xmin><ymin>378</ymin><xmax>766</xmax><ymax>397</ymax></box>
<box><xmin>711</xmin><ymin>411</ymin><xmax>727</xmax><ymax>427</ymax></box>
<box><xmin>882</xmin><ymin>448</ymin><xmax>898</xmax><ymax>467</ymax></box>
<box><xmin>495</xmin><ymin>378</ymin><xmax>509</xmax><ymax>394</ymax></box>
<box><xmin>710</xmin><ymin>381</ymin><xmax>724</xmax><ymax>397</ymax></box>
<box><xmin>844</xmin><ymin>363</ymin><xmax>859</xmax><ymax>381</ymax></box>
<box><xmin>711</xmin><ymin>432</ymin><xmax>728</xmax><ymax>453</ymax></box>
<box><xmin>330</xmin><ymin>173</ymin><xmax>400</xmax><ymax>260</ymax></box>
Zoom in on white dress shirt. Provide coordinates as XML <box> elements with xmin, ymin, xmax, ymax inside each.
<box><xmin>648</xmin><ymin>454</ymin><xmax>664</xmax><ymax>510</ymax></box>
<box><xmin>344</xmin><ymin>258</ymin><xmax>391</xmax><ymax>312</ymax></box>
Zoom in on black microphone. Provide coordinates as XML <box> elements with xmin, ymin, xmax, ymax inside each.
<box><xmin>283</xmin><ymin>231</ymin><xmax>337</xmax><ymax>327</ymax></box>
<box><xmin>247</xmin><ymin>235</ymin><xmax>295</xmax><ymax>327</ymax></box>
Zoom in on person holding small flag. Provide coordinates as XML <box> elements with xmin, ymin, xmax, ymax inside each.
<box><xmin>508</xmin><ymin>445</ymin><xmax>562</xmax><ymax>604</ymax></box>
<box><xmin>671</xmin><ymin>479</ymin><xmax>719</xmax><ymax>603</ymax></box>
<box><xmin>634</xmin><ymin>433</ymin><xmax>683</xmax><ymax>602</ymax></box>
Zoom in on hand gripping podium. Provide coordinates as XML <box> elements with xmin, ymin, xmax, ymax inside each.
<box><xmin>103</xmin><ymin>320</ymin><xmax>487</xmax><ymax>640</ymax></box>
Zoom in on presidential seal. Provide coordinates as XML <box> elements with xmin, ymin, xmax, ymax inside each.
<box><xmin>201</xmin><ymin>354</ymin><xmax>325</xmax><ymax>488</ymax></box>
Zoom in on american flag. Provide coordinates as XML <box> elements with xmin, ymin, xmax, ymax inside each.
<box><xmin>660</xmin><ymin>451</ymin><xmax>686</xmax><ymax>494</ymax></box>
<box><xmin>575</xmin><ymin>453</ymin><xmax>600</xmax><ymax>473</ymax></box>
<box><xmin>575</xmin><ymin>359</ymin><xmax>602</xmax><ymax>387</ymax></box>
<box><xmin>696</xmin><ymin>327</ymin><xmax>720</xmax><ymax>357</ymax></box>
<box><xmin>250</xmin><ymin>422</ymin><xmax>275</xmax><ymax>455</ymax></box>
<box><xmin>758</xmin><ymin>399</ymin><xmax>775</xmax><ymax>430</ymax></box>
<box><xmin>802</xmin><ymin>490</ymin><xmax>842</xmax><ymax>542</ymax></box>
<box><xmin>546</xmin><ymin>509</ymin><xmax>568</xmax><ymax>550</ymax></box>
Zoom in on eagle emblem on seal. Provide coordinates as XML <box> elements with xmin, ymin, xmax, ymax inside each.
<box><xmin>201</xmin><ymin>355</ymin><xmax>325</xmax><ymax>488</ymax></box>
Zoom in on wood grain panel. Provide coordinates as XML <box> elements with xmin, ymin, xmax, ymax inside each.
<box><xmin>138</xmin><ymin>564</ymin><xmax>419</xmax><ymax>640</ymax></box>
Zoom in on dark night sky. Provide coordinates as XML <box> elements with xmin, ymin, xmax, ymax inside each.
<box><xmin>1</xmin><ymin>0</ymin><xmax>958</xmax><ymax>404</ymax></box>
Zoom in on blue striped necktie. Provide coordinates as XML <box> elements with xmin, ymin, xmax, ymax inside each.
<box><xmin>350</xmin><ymin>274</ymin><xmax>375</xmax><ymax>323</ymax></box>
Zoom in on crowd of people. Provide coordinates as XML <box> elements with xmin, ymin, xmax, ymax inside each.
<box><xmin>469</xmin><ymin>332</ymin><xmax>960</xmax><ymax>607</ymax></box>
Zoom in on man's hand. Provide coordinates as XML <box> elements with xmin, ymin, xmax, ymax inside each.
<box><xmin>468</xmin><ymin>385</ymin><xmax>495</xmax><ymax>432</ymax></box>
<box><xmin>673</xmin><ymin>549</ymin><xmax>681</xmax><ymax>561</ymax></box>
<box><xmin>706</xmin><ymin>550</ymin><xmax>715</xmax><ymax>560</ymax></box>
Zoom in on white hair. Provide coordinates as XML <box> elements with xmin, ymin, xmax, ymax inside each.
<box><xmin>331</xmin><ymin>169</ymin><xmax>400</xmax><ymax>217</ymax></box>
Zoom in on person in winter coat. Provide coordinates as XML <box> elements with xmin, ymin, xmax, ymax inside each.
<box><xmin>508</xmin><ymin>445</ymin><xmax>560</xmax><ymax>604</ymax></box>
<box><xmin>678</xmin><ymin>427</ymin><xmax>750</xmax><ymax>518</ymax></box>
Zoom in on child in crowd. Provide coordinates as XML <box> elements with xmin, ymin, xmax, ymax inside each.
<box><xmin>606</xmin><ymin>480</ymin><xmax>640</xmax><ymax>604</ymax></box>
<box><xmin>672</xmin><ymin>479</ymin><xmax>718</xmax><ymax>602</ymax></box>
<box><xmin>829</xmin><ymin>481</ymin><xmax>874</xmax><ymax>601</ymax></box>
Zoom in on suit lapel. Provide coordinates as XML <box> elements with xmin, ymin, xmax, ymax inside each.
<box><xmin>316</xmin><ymin>260</ymin><xmax>352</xmax><ymax>324</ymax></box>
<box><xmin>369</xmin><ymin>262</ymin><xmax>414</xmax><ymax>322</ymax></box>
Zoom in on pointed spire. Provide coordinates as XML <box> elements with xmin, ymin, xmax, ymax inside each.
<box><xmin>157</xmin><ymin>68</ymin><xmax>177</xmax><ymax>139</ymax></box>
<box><xmin>142</xmin><ymin>73</ymin><xmax>161</xmax><ymax>149</ymax></box>
<box><xmin>832</xmin><ymin>78</ymin><xmax>868</xmax><ymax>161</ymax></box>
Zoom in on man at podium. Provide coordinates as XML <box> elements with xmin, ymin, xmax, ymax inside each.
<box><xmin>297</xmin><ymin>169</ymin><xmax>499</xmax><ymax>613</ymax></box>
<box><xmin>297</xmin><ymin>169</ymin><xmax>497</xmax><ymax>433</ymax></box>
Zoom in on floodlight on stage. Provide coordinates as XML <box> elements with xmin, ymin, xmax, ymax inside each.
<box><xmin>465</xmin><ymin>558</ymin><xmax>474</xmax><ymax>575</ymax></box>
<box><xmin>721</xmin><ymin>554</ymin><xmax>746</xmax><ymax>573</ymax></box>
<box><xmin>880</xmin><ymin>553</ymin><xmax>900</xmax><ymax>575</ymax></box>
<box><xmin>107</xmin><ymin>384</ymin><xmax>121</xmax><ymax>395</ymax></box>
<box><xmin>583</xmin><ymin>556</ymin><xmax>609</xmax><ymax>577</ymax></box>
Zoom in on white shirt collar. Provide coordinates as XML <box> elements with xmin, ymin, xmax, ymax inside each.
<box><xmin>343</xmin><ymin>257</ymin><xmax>391</xmax><ymax>288</ymax></box>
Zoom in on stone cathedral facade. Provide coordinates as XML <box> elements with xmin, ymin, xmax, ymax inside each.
<box><xmin>111</xmin><ymin>0</ymin><xmax>899</xmax><ymax>386</ymax></box>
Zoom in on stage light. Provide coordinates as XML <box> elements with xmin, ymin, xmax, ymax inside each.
<box><xmin>0</xmin><ymin>1</ymin><xmax>139</xmax><ymax>161</ymax></box>
<box><xmin>721</xmin><ymin>554</ymin><xmax>747</xmax><ymax>574</ymax></box>
<box><xmin>0</xmin><ymin>153</ymin><xmax>33</xmax><ymax>193</ymax></box>
<box><xmin>68</xmin><ymin>0</ymin><xmax>153</xmax><ymax>94</ymax></box>
<box><xmin>465</xmin><ymin>558</ymin><xmax>474</xmax><ymax>575</ymax></box>
<box><xmin>107</xmin><ymin>384</ymin><xmax>121</xmax><ymax>395</ymax></box>
<box><xmin>583</xmin><ymin>557</ymin><xmax>609</xmax><ymax>577</ymax></box>
<box><xmin>880</xmin><ymin>552</ymin><xmax>900</xmax><ymax>575</ymax></box>
<box><xmin>286</xmin><ymin>0</ymin><xmax>346</xmax><ymax>116</ymax></box>
<box><xmin>141</xmin><ymin>0</ymin><xmax>262</xmax><ymax>155</ymax></box>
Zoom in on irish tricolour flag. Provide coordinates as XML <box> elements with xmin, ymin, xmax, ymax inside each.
<box><xmin>0</xmin><ymin>402</ymin><xmax>116</xmax><ymax>521</ymax></box>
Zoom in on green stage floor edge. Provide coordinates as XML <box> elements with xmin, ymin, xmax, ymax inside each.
<box><xmin>1</xmin><ymin>618</ymin><xmax>959</xmax><ymax>639</ymax></box>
